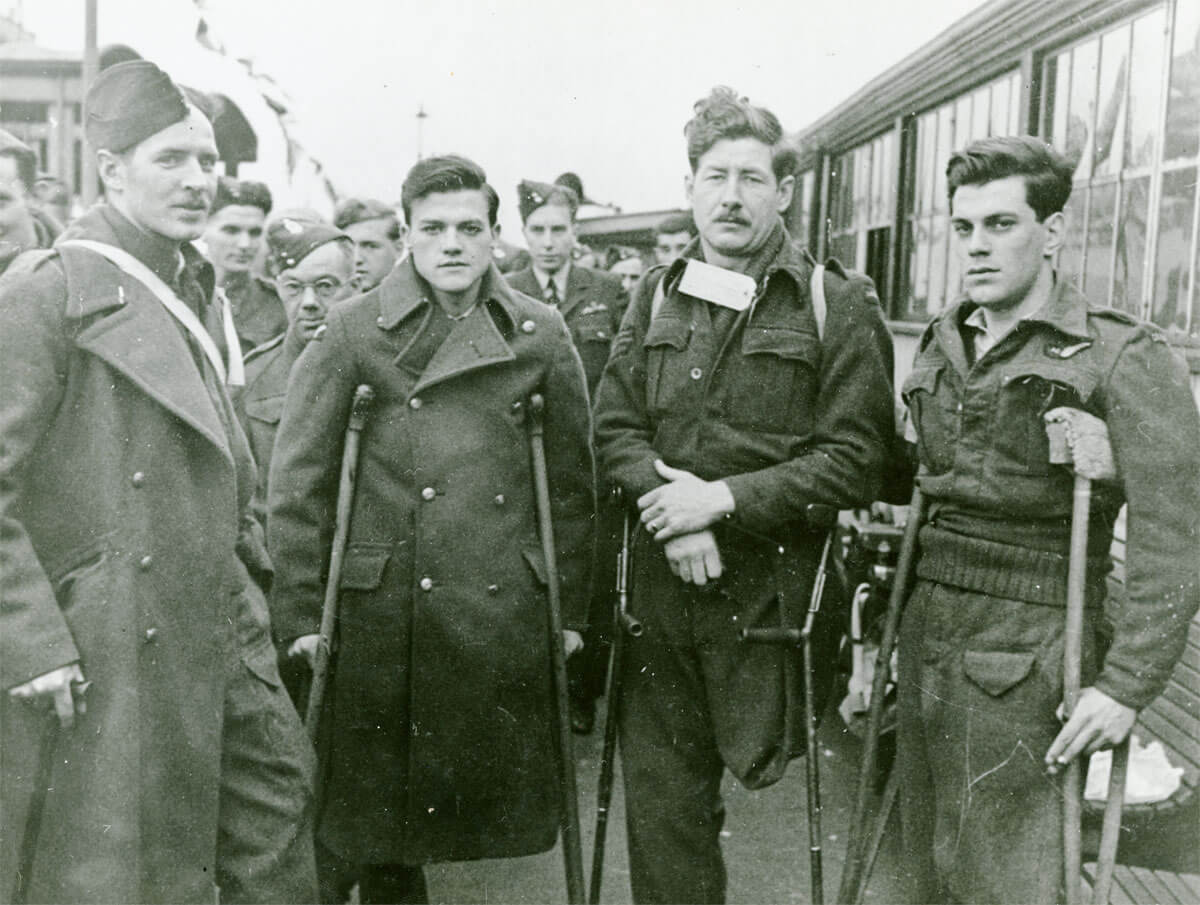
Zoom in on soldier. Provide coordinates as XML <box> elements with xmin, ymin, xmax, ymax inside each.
<box><xmin>235</xmin><ymin>216</ymin><xmax>355</xmax><ymax>512</ymax></box>
<box><xmin>895</xmin><ymin>136</ymin><xmax>1200</xmax><ymax>904</ymax></box>
<box><xmin>333</xmin><ymin>197</ymin><xmax>405</xmax><ymax>293</ymax></box>
<box><xmin>267</xmin><ymin>155</ymin><xmax>595</xmax><ymax>904</ymax></box>
<box><xmin>202</xmin><ymin>176</ymin><xmax>287</xmax><ymax>353</ymax></box>
<box><xmin>593</xmin><ymin>86</ymin><xmax>895</xmax><ymax>904</ymax></box>
<box><xmin>0</xmin><ymin>60</ymin><xmax>316</xmax><ymax>903</ymax></box>
<box><xmin>0</xmin><ymin>130</ymin><xmax>58</xmax><ymax>275</ymax></box>
<box><xmin>652</xmin><ymin>211</ymin><xmax>696</xmax><ymax>266</ymax></box>
<box><xmin>609</xmin><ymin>249</ymin><xmax>645</xmax><ymax>295</ymax></box>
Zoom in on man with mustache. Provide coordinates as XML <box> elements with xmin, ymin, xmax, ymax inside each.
<box><xmin>334</xmin><ymin>197</ymin><xmax>405</xmax><ymax>293</ymax></box>
<box><xmin>895</xmin><ymin>136</ymin><xmax>1200</xmax><ymax>904</ymax></box>
<box><xmin>593</xmin><ymin>86</ymin><xmax>895</xmax><ymax>903</ymax></box>
<box><xmin>202</xmin><ymin>176</ymin><xmax>286</xmax><ymax>354</ymax></box>
<box><xmin>0</xmin><ymin>60</ymin><xmax>316</xmax><ymax>903</ymax></box>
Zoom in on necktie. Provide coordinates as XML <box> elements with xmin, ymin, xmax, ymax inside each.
<box><xmin>545</xmin><ymin>280</ymin><xmax>560</xmax><ymax>307</ymax></box>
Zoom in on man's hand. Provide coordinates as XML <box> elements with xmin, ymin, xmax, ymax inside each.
<box><xmin>563</xmin><ymin>631</ymin><xmax>584</xmax><ymax>657</ymax></box>
<box><xmin>9</xmin><ymin>663</ymin><xmax>87</xmax><ymax>729</ymax></box>
<box><xmin>1045</xmin><ymin>687</ymin><xmax>1137</xmax><ymax>773</ymax></box>
<box><xmin>638</xmin><ymin>460</ymin><xmax>735</xmax><ymax>541</ymax></box>
<box><xmin>662</xmin><ymin>529</ymin><xmax>723</xmax><ymax>586</ymax></box>
<box><xmin>288</xmin><ymin>634</ymin><xmax>322</xmax><ymax>670</ymax></box>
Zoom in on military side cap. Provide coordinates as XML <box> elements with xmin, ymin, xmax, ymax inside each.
<box><xmin>213</xmin><ymin>177</ymin><xmax>273</xmax><ymax>215</ymax></box>
<box><xmin>84</xmin><ymin>60</ymin><xmax>191</xmax><ymax>152</ymax></box>
<box><xmin>266</xmin><ymin>216</ymin><xmax>349</xmax><ymax>274</ymax></box>
<box><xmin>334</xmin><ymin>197</ymin><xmax>398</xmax><ymax>230</ymax></box>
<box><xmin>517</xmin><ymin>179</ymin><xmax>578</xmax><ymax>223</ymax></box>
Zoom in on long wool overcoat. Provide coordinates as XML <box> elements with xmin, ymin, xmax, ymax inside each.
<box><xmin>267</xmin><ymin>260</ymin><xmax>596</xmax><ymax>865</ymax></box>
<box><xmin>0</xmin><ymin>233</ymin><xmax>276</xmax><ymax>903</ymax></box>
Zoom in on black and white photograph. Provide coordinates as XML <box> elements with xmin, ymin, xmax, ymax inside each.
<box><xmin>1</xmin><ymin>0</ymin><xmax>1198</xmax><ymax>902</ymax></box>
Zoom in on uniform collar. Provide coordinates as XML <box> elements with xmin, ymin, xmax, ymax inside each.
<box><xmin>662</xmin><ymin>220</ymin><xmax>812</xmax><ymax>298</ymax></box>
<box><xmin>951</xmin><ymin>274</ymin><xmax>1092</xmax><ymax>344</ymax></box>
<box><xmin>377</xmin><ymin>255</ymin><xmax>520</xmax><ymax>331</ymax></box>
<box><xmin>533</xmin><ymin>262</ymin><xmax>570</xmax><ymax>297</ymax></box>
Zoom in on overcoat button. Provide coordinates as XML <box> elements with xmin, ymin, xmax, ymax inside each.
<box><xmin>377</xmin><ymin>316</ymin><xmax>385</xmax><ymax>326</ymax></box>
<box><xmin>139</xmin><ymin>555</ymin><xmax>153</xmax><ymax>571</ymax></box>
<box><xmin>410</xmin><ymin>397</ymin><xmax>422</xmax><ymax>410</ymax></box>
<box><xmin>419</xmin><ymin>577</ymin><xmax>434</xmax><ymax>591</ymax></box>
<box><xmin>131</xmin><ymin>471</ymin><xmax>146</xmax><ymax>487</ymax></box>
<box><xmin>494</xmin><ymin>494</ymin><xmax>505</xmax><ymax>506</ymax></box>
<box><xmin>487</xmin><ymin>584</ymin><xmax>499</xmax><ymax>595</ymax></box>
<box><xmin>690</xmin><ymin>367</ymin><xmax>703</xmax><ymax>380</ymax></box>
<box><xmin>144</xmin><ymin>627</ymin><xmax>158</xmax><ymax>643</ymax></box>
<box><xmin>521</xmin><ymin>320</ymin><xmax>536</xmax><ymax>334</ymax></box>
<box><xmin>421</xmin><ymin>487</ymin><xmax>436</xmax><ymax>501</ymax></box>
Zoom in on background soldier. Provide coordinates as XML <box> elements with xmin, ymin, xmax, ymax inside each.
<box><xmin>651</xmin><ymin>211</ymin><xmax>696</xmax><ymax>266</ymax></box>
<box><xmin>202</xmin><ymin>176</ymin><xmax>286</xmax><ymax>353</ymax></box>
<box><xmin>268</xmin><ymin>155</ymin><xmax>595</xmax><ymax>904</ymax></box>
<box><xmin>235</xmin><ymin>216</ymin><xmax>355</xmax><ymax>512</ymax></box>
<box><xmin>333</xmin><ymin>197</ymin><xmax>405</xmax><ymax>293</ymax></box>
<box><xmin>0</xmin><ymin>60</ymin><xmax>316</xmax><ymax>903</ymax></box>
<box><xmin>507</xmin><ymin>178</ymin><xmax>629</xmax><ymax>734</ymax></box>
<box><xmin>0</xmin><ymin>130</ymin><xmax>59</xmax><ymax>276</ymax></box>
<box><xmin>896</xmin><ymin>136</ymin><xmax>1200</xmax><ymax>904</ymax></box>
<box><xmin>593</xmin><ymin>86</ymin><xmax>895</xmax><ymax>904</ymax></box>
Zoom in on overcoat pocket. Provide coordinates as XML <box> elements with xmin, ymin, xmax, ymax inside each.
<box><xmin>339</xmin><ymin>546</ymin><xmax>391</xmax><ymax>590</ymax></box>
<box><xmin>963</xmin><ymin>649</ymin><xmax>1036</xmax><ymax>697</ymax></box>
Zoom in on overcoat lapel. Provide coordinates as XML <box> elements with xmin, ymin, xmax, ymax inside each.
<box><xmin>68</xmin><ymin>255</ymin><xmax>233</xmax><ymax>463</ymax></box>
<box><xmin>410</xmin><ymin>302</ymin><xmax>517</xmax><ymax>395</ymax></box>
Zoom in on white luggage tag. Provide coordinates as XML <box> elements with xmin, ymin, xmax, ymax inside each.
<box><xmin>677</xmin><ymin>259</ymin><xmax>757</xmax><ymax>311</ymax></box>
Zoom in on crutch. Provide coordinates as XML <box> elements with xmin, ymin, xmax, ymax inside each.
<box><xmin>589</xmin><ymin>500</ymin><xmax>643</xmax><ymax>905</ymax></box>
<box><xmin>739</xmin><ymin>503</ymin><xmax>838</xmax><ymax>905</ymax></box>
<box><xmin>527</xmin><ymin>393</ymin><xmax>586</xmax><ymax>905</ymax></box>
<box><xmin>306</xmin><ymin>384</ymin><xmax>375</xmax><ymax>738</ymax></box>
<box><xmin>1044</xmin><ymin>407</ymin><xmax>1122</xmax><ymax>905</ymax></box>
<box><xmin>838</xmin><ymin>487</ymin><xmax>926</xmax><ymax>905</ymax></box>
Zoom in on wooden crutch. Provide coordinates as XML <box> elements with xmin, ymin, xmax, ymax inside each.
<box><xmin>838</xmin><ymin>488</ymin><xmax>925</xmax><ymax>905</ymax></box>
<box><xmin>527</xmin><ymin>393</ymin><xmax>587</xmax><ymax>905</ymax></box>
<box><xmin>1044</xmin><ymin>406</ymin><xmax>1123</xmax><ymax>905</ymax></box>
<box><xmin>306</xmin><ymin>384</ymin><xmax>375</xmax><ymax>738</ymax></box>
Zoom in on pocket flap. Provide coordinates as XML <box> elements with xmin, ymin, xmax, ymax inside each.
<box><xmin>963</xmin><ymin>650</ymin><xmax>1036</xmax><ymax>696</ymax></box>
<box><xmin>643</xmin><ymin>316</ymin><xmax>690</xmax><ymax>351</ymax></box>
<box><xmin>339</xmin><ymin>547</ymin><xmax>391</xmax><ymax>590</ymax></box>
<box><xmin>741</xmin><ymin>326</ymin><xmax>818</xmax><ymax>363</ymax></box>
<box><xmin>243</xmin><ymin>394</ymin><xmax>286</xmax><ymax>425</ymax></box>
<box><xmin>902</xmin><ymin>366</ymin><xmax>940</xmax><ymax>399</ymax></box>
<box><xmin>1000</xmin><ymin>362</ymin><xmax>1097</xmax><ymax>402</ymax></box>
<box><xmin>522</xmin><ymin>545</ymin><xmax>549</xmax><ymax>586</ymax></box>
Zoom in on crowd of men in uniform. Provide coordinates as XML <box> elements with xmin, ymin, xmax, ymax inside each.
<box><xmin>0</xmin><ymin>57</ymin><xmax>1197</xmax><ymax>905</ymax></box>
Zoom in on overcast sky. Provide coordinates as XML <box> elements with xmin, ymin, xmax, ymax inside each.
<box><xmin>15</xmin><ymin>0</ymin><xmax>989</xmax><ymax>238</ymax></box>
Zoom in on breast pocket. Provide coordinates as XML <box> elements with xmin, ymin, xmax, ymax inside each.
<box><xmin>901</xmin><ymin>365</ymin><xmax>957</xmax><ymax>475</ymax></box>
<box><xmin>991</xmin><ymin>365</ymin><xmax>1092</xmax><ymax>476</ymax></box>
<box><xmin>243</xmin><ymin>394</ymin><xmax>285</xmax><ymax>427</ymax></box>
<box><xmin>642</xmin><ymin>316</ymin><xmax>693</xmax><ymax>417</ymax></box>
<box><xmin>727</xmin><ymin>327</ymin><xmax>820</xmax><ymax>434</ymax></box>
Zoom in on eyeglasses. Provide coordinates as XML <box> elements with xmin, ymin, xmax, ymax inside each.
<box><xmin>277</xmin><ymin>277</ymin><xmax>344</xmax><ymax>302</ymax></box>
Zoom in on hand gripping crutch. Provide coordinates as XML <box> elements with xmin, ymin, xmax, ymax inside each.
<box><xmin>1045</xmin><ymin>407</ymin><xmax>1122</xmax><ymax>905</ymax></box>
<box><xmin>739</xmin><ymin>503</ymin><xmax>838</xmax><ymax>905</ymax></box>
<box><xmin>838</xmin><ymin>487</ymin><xmax>926</xmax><ymax>905</ymax></box>
<box><xmin>306</xmin><ymin>385</ymin><xmax>375</xmax><ymax>739</ymax></box>
<box><xmin>589</xmin><ymin>498</ymin><xmax>644</xmax><ymax>905</ymax></box>
<box><xmin>527</xmin><ymin>393</ymin><xmax>586</xmax><ymax>905</ymax></box>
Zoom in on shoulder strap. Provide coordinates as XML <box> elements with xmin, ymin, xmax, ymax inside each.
<box><xmin>810</xmin><ymin>263</ymin><xmax>826</xmax><ymax>343</ymax></box>
<box><xmin>650</xmin><ymin>271</ymin><xmax>668</xmax><ymax>322</ymax></box>
<box><xmin>58</xmin><ymin>239</ymin><xmax>244</xmax><ymax>386</ymax></box>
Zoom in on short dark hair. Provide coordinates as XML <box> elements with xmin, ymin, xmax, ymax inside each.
<box><xmin>334</xmin><ymin>197</ymin><xmax>402</xmax><ymax>239</ymax></box>
<box><xmin>0</xmin><ymin>132</ymin><xmax>38</xmax><ymax>193</ymax></box>
<box><xmin>946</xmin><ymin>136</ymin><xmax>1074</xmax><ymax>221</ymax></box>
<box><xmin>401</xmin><ymin>155</ymin><xmax>499</xmax><ymax>227</ymax></box>
<box><xmin>654</xmin><ymin>212</ymin><xmax>696</xmax><ymax>239</ymax></box>
<box><xmin>211</xmin><ymin>176</ymin><xmax>273</xmax><ymax>216</ymax></box>
<box><xmin>684</xmin><ymin>86</ymin><xmax>798</xmax><ymax>183</ymax></box>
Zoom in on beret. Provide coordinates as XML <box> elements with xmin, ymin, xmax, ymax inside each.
<box><xmin>84</xmin><ymin>60</ymin><xmax>192</xmax><ymax>153</ymax></box>
<box><xmin>212</xmin><ymin>177</ymin><xmax>273</xmax><ymax>216</ymax></box>
<box><xmin>517</xmin><ymin>179</ymin><xmax>578</xmax><ymax>224</ymax></box>
<box><xmin>334</xmin><ymin>197</ymin><xmax>398</xmax><ymax>230</ymax></box>
<box><xmin>266</xmin><ymin>216</ymin><xmax>350</xmax><ymax>274</ymax></box>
